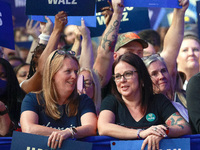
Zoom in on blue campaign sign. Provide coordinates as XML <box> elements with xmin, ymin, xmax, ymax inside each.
<box><xmin>197</xmin><ymin>1</ymin><xmax>200</xmax><ymax>38</ymax></box>
<box><xmin>111</xmin><ymin>138</ymin><xmax>190</xmax><ymax>150</ymax></box>
<box><xmin>26</xmin><ymin>0</ymin><xmax>95</xmax><ymax>16</ymax></box>
<box><xmin>11</xmin><ymin>131</ymin><xmax>92</xmax><ymax>150</ymax></box>
<box><xmin>123</xmin><ymin>0</ymin><xmax>181</xmax><ymax>8</ymax></box>
<box><xmin>89</xmin><ymin>7</ymin><xmax>150</xmax><ymax>37</ymax></box>
<box><xmin>0</xmin><ymin>1</ymin><xmax>15</xmax><ymax>50</ymax></box>
<box><xmin>96</xmin><ymin>0</ymin><xmax>181</xmax><ymax>11</ymax></box>
<box><xmin>31</xmin><ymin>15</ymin><xmax>96</xmax><ymax>27</ymax></box>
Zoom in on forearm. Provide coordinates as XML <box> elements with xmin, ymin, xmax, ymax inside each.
<box><xmin>26</xmin><ymin>39</ymin><xmax>39</xmax><ymax>64</ymax></box>
<box><xmin>98</xmin><ymin>123</ymin><xmax>137</xmax><ymax>139</ymax></box>
<box><xmin>0</xmin><ymin>114</ymin><xmax>11</xmax><ymax>136</ymax></box>
<box><xmin>79</xmin><ymin>37</ymin><xmax>94</xmax><ymax>69</ymax></box>
<box><xmin>74</xmin><ymin>124</ymin><xmax>96</xmax><ymax>139</ymax></box>
<box><xmin>168</xmin><ymin>123</ymin><xmax>191</xmax><ymax>137</ymax></box>
<box><xmin>22</xmin><ymin>123</ymin><xmax>59</xmax><ymax>136</ymax></box>
<box><xmin>38</xmin><ymin>30</ymin><xmax>61</xmax><ymax>74</ymax></box>
<box><xmin>72</xmin><ymin>38</ymin><xmax>81</xmax><ymax>56</ymax></box>
<box><xmin>94</xmin><ymin>12</ymin><xmax>122</xmax><ymax>87</ymax></box>
<box><xmin>161</xmin><ymin>9</ymin><xmax>184</xmax><ymax>75</ymax></box>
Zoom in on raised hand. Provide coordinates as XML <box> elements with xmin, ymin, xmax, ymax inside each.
<box><xmin>26</xmin><ymin>19</ymin><xmax>40</xmax><ymax>39</ymax></box>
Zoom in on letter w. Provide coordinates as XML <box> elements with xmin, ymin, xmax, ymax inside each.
<box><xmin>48</xmin><ymin>0</ymin><xmax>58</xmax><ymax>4</ymax></box>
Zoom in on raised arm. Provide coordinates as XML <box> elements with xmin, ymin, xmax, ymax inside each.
<box><xmin>25</xmin><ymin>19</ymin><xmax>40</xmax><ymax>64</ymax></box>
<box><xmin>160</xmin><ymin>0</ymin><xmax>189</xmax><ymax>77</ymax></box>
<box><xmin>38</xmin><ymin>11</ymin><xmax>68</xmax><ymax>74</ymax></box>
<box><xmin>78</xmin><ymin>18</ymin><xmax>94</xmax><ymax>69</ymax></box>
<box><xmin>93</xmin><ymin>0</ymin><xmax>124</xmax><ymax>87</ymax></box>
<box><xmin>21</xmin><ymin>12</ymin><xmax>68</xmax><ymax>93</ymax></box>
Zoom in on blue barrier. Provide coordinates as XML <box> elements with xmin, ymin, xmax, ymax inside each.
<box><xmin>1</xmin><ymin>134</ymin><xmax>200</xmax><ymax>150</ymax></box>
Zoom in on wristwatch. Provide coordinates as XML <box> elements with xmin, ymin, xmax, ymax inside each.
<box><xmin>0</xmin><ymin>105</ymin><xmax>9</xmax><ymax>116</ymax></box>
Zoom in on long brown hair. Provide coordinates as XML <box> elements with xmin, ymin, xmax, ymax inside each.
<box><xmin>42</xmin><ymin>50</ymin><xmax>80</xmax><ymax>120</ymax></box>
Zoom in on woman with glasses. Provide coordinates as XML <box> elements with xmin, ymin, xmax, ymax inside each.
<box><xmin>98</xmin><ymin>52</ymin><xmax>191</xmax><ymax>150</ymax></box>
<box><xmin>20</xmin><ymin>50</ymin><xmax>97</xmax><ymax>149</ymax></box>
<box><xmin>76</xmin><ymin>18</ymin><xmax>101</xmax><ymax>114</ymax></box>
<box><xmin>142</xmin><ymin>54</ymin><xmax>189</xmax><ymax>122</ymax></box>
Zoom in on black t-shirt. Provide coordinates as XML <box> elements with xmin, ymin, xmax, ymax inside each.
<box><xmin>100</xmin><ymin>94</ymin><xmax>177</xmax><ymax>129</ymax></box>
<box><xmin>186</xmin><ymin>72</ymin><xmax>200</xmax><ymax>134</ymax></box>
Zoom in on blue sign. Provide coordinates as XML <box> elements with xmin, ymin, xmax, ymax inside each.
<box><xmin>0</xmin><ymin>1</ymin><xmax>15</xmax><ymax>50</ymax></box>
<box><xmin>96</xmin><ymin>0</ymin><xmax>181</xmax><ymax>12</ymax></box>
<box><xmin>197</xmin><ymin>1</ymin><xmax>200</xmax><ymax>38</ymax></box>
<box><xmin>26</xmin><ymin>0</ymin><xmax>96</xmax><ymax>16</ymax></box>
<box><xmin>31</xmin><ymin>15</ymin><xmax>96</xmax><ymax>27</ymax></box>
<box><xmin>111</xmin><ymin>138</ymin><xmax>190</xmax><ymax>150</ymax></box>
<box><xmin>11</xmin><ymin>131</ymin><xmax>92</xmax><ymax>150</ymax></box>
<box><xmin>89</xmin><ymin>7</ymin><xmax>150</xmax><ymax>37</ymax></box>
<box><xmin>123</xmin><ymin>0</ymin><xmax>181</xmax><ymax>8</ymax></box>
<box><xmin>1</xmin><ymin>0</ymin><xmax>28</xmax><ymax>27</ymax></box>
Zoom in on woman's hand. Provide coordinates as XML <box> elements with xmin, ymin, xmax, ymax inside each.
<box><xmin>47</xmin><ymin>129</ymin><xmax>71</xmax><ymax>149</ymax></box>
<box><xmin>140</xmin><ymin>125</ymin><xmax>168</xmax><ymax>139</ymax></box>
<box><xmin>141</xmin><ymin>135</ymin><xmax>163</xmax><ymax>150</ymax></box>
<box><xmin>40</xmin><ymin>16</ymin><xmax>54</xmax><ymax>36</ymax></box>
<box><xmin>26</xmin><ymin>19</ymin><xmax>40</xmax><ymax>40</ymax></box>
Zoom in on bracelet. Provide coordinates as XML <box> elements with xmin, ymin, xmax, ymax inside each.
<box><xmin>67</xmin><ymin>127</ymin><xmax>77</xmax><ymax>139</ymax></box>
<box><xmin>38</xmin><ymin>34</ymin><xmax>50</xmax><ymax>41</ymax></box>
<box><xmin>137</xmin><ymin>129</ymin><xmax>143</xmax><ymax>139</ymax></box>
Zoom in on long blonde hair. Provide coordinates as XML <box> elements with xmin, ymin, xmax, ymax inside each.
<box><xmin>42</xmin><ymin>50</ymin><xmax>80</xmax><ymax>120</ymax></box>
<box><xmin>80</xmin><ymin>67</ymin><xmax>101</xmax><ymax>114</ymax></box>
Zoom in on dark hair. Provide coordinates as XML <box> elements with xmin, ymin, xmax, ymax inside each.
<box><xmin>111</xmin><ymin>52</ymin><xmax>153</xmax><ymax>112</ymax></box>
<box><xmin>0</xmin><ymin>58</ymin><xmax>26</xmax><ymax>124</ymax></box>
<box><xmin>138</xmin><ymin>29</ymin><xmax>161</xmax><ymax>47</ymax></box>
<box><xmin>14</xmin><ymin>63</ymin><xmax>29</xmax><ymax>76</ymax></box>
<box><xmin>27</xmin><ymin>44</ymin><xmax>46</xmax><ymax>79</ymax></box>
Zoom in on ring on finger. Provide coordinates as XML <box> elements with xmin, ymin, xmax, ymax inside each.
<box><xmin>109</xmin><ymin>7</ymin><xmax>113</xmax><ymax>11</ymax></box>
<box><xmin>154</xmin><ymin>127</ymin><xmax>157</xmax><ymax>131</ymax></box>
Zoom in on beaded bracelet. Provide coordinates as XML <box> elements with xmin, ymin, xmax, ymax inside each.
<box><xmin>137</xmin><ymin>129</ymin><xmax>143</xmax><ymax>139</ymax></box>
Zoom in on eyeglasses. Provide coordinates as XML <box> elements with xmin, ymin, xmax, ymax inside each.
<box><xmin>113</xmin><ymin>70</ymin><xmax>137</xmax><ymax>82</ymax></box>
<box><xmin>50</xmin><ymin>50</ymin><xmax>76</xmax><ymax>64</ymax></box>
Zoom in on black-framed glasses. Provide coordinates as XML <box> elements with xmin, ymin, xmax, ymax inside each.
<box><xmin>113</xmin><ymin>70</ymin><xmax>137</xmax><ymax>82</ymax></box>
<box><xmin>50</xmin><ymin>50</ymin><xmax>76</xmax><ymax>64</ymax></box>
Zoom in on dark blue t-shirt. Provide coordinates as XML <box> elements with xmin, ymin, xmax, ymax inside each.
<box><xmin>21</xmin><ymin>93</ymin><xmax>96</xmax><ymax>130</ymax></box>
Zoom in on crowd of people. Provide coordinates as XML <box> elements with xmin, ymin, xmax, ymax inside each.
<box><xmin>1</xmin><ymin>0</ymin><xmax>200</xmax><ymax>149</ymax></box>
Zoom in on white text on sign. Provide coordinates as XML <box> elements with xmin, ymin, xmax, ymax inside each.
<box><xmin>0</xmin><ymin>12</ymin><xmax>2</xmax><ymax>26</ymax></box>
<box><xmin>48</xmin><ymin>0</ymin><xmax>77</xmax><ymax>5</ymax></box>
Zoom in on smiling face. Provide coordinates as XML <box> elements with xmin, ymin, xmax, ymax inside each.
<box><xmin>53</xmin><ymin>58</ymin><xmax>79</xmax><ymax>98</ymax></box>
<box><xmin>114</xmin><ymin>61</ymin><xmax>139</xmax><ymax>99</ymax></box>
<box><xmin>147</xmin><ymin>60</ymin><xmax>170</xmax><ymax>95</ymax></box>
<box><xmin>177</xmin><ymin>38</ymin><xmax>200</xmax><ymax>71</ymax></box>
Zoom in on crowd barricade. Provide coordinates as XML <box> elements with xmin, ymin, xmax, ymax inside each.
<box><xmin>1</xmin><ymin>134</ymin><xmax>200</xmax><ymax>150</ymax></box>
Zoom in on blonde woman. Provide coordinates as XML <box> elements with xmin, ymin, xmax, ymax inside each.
<box><xmin>20</xmin><ymin>50</ymin><xmax>97</xmax><ymax>149</ymax></box>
